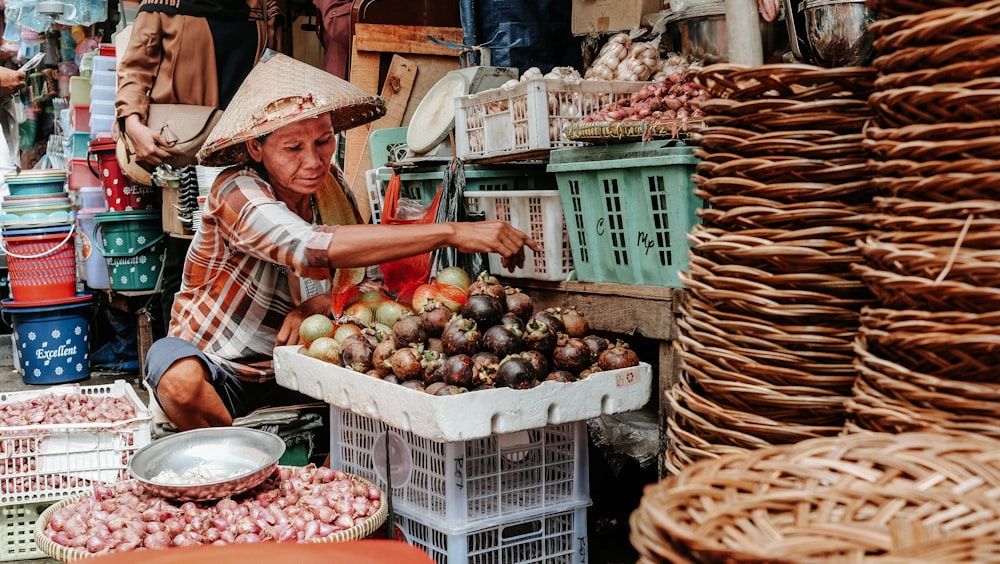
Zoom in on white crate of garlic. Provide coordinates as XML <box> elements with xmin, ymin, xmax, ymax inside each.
<box><xmin>454</xmin><ymin>71</ymin><xmax>645</xmax><ymax>160</ymax></box>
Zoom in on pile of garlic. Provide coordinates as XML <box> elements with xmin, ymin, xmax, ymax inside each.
<box><xmin>585</xmin><ymin>33</ymin><xmax>663</xmax><ymax>82</ymax></box>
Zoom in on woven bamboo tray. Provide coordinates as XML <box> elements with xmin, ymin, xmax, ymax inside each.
<box><xmin>875</xmin><ymin>55</ymin><xmax>1000</xmax><ymax>90</ymax></box>
<box><xmin>873</xmin><ymin>196</ymin><xmax>1000</xmax><ymax>219</ymax></box>
<box><xmin>699</xmin><ymin>98</ymin><xmax>872</xmax><ymax>134</ymax></box>
<box><xmin>867</xmin><ymin>121</ymin><xmax>1000</xmax><ymax>145</ymax></box>
<box><xmin>872</xmin><ymin>172</ymin><xmax>1000</xmax><ymax>202</ymax></box>
<box><xmin>632</xmin><ymin>431</ymin><xmax>1000</xmax><ymax>563</ymax></box>
<box><xmin>855</xmin><ymin>343</ymin><xmax>1000</xmax><ymax>416</ymax></box>
<box><xmin>859</xmin><ymin>307</ymin><xmax>1000</xmax><ymax>381</ymax></box>
<box><xmin>859</xmin><ymin>236</ymin><xmax>1000</xmax><ymax>288</ymax></box>
<box><xmin>869</xmin><ymin>0</ymin><xmax>1000</xmax><ymax>51</ymax></box>
<box><xmin>693</xmin><ymin>175</ymin><xmax>873</xmax><ymax>204</ymax></box>
<box><xmin>664</xmin><ymin>406</ymin><xmax>750</xmax><ymax>473</ymax></box>
<box><xmin>875</xmin><ymin>156</ymin><xmax>1000</xmax><ymax>178</ymax></box>
<box><xmin>33</xmin><ymin>474</ymin><xmax>388</xmax><ymax>561</ymax></box>
<box><xmin>688</xmin><ymin>225</ymin><xmax>867</xmax><ymax>276</ymax></box>
<box><xmin>696</xmin><ymin>64</ymin><xmax>877</xmax><ymax>102</ymax></box>
<box><xmin>693</xmin><ymin>130</ymin><xmax>867</xmax><ymax>159</ymax></box>
<box><xmin>847</xmin><ymin>377</ymin><xmax>1000</xmax><ymax>438</ymax></box>
<box><xmin>667</xmin><ymin>381</ymin><xmax>776</xmax><ymax>451</ymax></box>
<box><xmin>864</xmin><ymin>135</ymin><xmax>1000</xmax><ymax>161</ymax></box>
<box><xmin>695</xmin><ymin>155</ymin><xmax>870</xmax><ymax>185</ymax></box>
<box><xmin>562</xmin><ymin>118</ymin><xmax>703</xmax><ymax>142</ymax></box>
<box><xmin>688</xmin><ymin>253</ymin><xmax>871</xmax><ymax>297</ymax></box>
<box><xmin>853</xmin><ymin>263</ymin><xmax>1000</xmax><ymax>312</ymax></box>
<box><xmin>873</xmin><ymin>35</ymin><xmax>1000</xmax><ymax>75</ymax></box>
<box><xmin>869</xmin><ymin>83</ymin><xmax>1000</xmax><ymax>128</ymax></box>
<box><xmin>681</xmin><ymin>293</ymin><xmax>858</xmax><ymax>356</ymax></box>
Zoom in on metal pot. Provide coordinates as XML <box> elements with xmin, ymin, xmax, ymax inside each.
<box><xmin>783</xmin><ymin>0</ymin><xmax>876</xmax><ymax>66</ymax></box>
<box><xmin>666</xmin><ymin>8</ymin><xmax>790</xmax><ymax>64</ymax></box>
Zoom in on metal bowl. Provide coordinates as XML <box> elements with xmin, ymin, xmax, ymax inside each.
<box><xmin>127</xmin><ymin>427</ymin><xmax>285</xmax><ymax>502</ymax></box>
<box><xmin>801</xmin><ymin>0</ymin><xmax>876</xmax><ymax>67</ymax></box>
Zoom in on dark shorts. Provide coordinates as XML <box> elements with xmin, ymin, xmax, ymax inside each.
<box><xmin>144</xmin><ymin>337</ymin><xmax>317</xmax><ymax>419</ymax></box>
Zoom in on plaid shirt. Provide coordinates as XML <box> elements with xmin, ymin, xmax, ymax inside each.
<box><xmin>168</xmin><ymin>167</ymin><xmax>352</xmax><ymax>382</ymax></box>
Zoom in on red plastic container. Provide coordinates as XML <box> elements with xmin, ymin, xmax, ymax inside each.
<box><xmin>88</xmin><ymin>138</ymin><xmax>157</xmax><ymax>211</ymax></box>
<box><xmin>0</xmin><ymin>226</ymin><xmax>77</xmax><ymax>302</ymax></box>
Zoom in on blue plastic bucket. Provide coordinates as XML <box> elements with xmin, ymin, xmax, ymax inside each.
<box><xmin>2</xmin><ymin>293</ymin><xmax>92</xmax><ymax>384</ymax></box>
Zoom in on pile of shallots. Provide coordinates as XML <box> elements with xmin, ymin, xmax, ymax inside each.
<box><xmin>42</xmin><ymin>465</ymin><xmax>382</xmax><ymax>555</ymax></box>
<box><xmin>583</xmin><ymin>74</ymin><xmax>710</xmax><ymax>123</ymax></box>
<box><xmin>0</xmin><ymin>392</ymin><xmax>137</xmax><ymax>426</ymax></box>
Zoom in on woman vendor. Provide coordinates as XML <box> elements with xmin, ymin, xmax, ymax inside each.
<box><xmin>144</xmin><ymin>52</ymin><xmax>541</xmax><ymax>431</ymax></box>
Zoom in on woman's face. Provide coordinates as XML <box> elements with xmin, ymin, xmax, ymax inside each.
<box><xmin>246</xmin><ymin>114</ymin><xmax>337</xmax><ymax>198</ymax></box>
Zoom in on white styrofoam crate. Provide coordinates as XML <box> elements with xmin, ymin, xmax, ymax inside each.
<box><xmin>0</xmin><ymin>380</ymin><xmax>152</xmax><ymax>504</ymax></box>
<box><xmin>455</xmin><ymin>78</ymin><xmax>644</xmax><ymax>160</ymax></box>
<box><xmin>464</xmin><ymin>190</ymin><xmax>573</xmax><ymax>281</ymax></box>
<box><xmin>1</xmin><ymin>500</ymin><xmax>55</xmax><ymax>561</ymax></box>
<box><xmin>393</xmin><ymin>502</ymin><xmax>589</xmax><ymax>564</ymax></box>
<box><xmin>331</xmin><ymin>406</ymin><xmax>589</xmax><ymax>531</ymax></box>
<box><xmin>273</xmin><ymin>345</ymin><xmax>652</xmax><ymax>442</ymax></box>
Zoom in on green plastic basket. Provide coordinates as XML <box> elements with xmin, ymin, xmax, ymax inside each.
<box><xmin>548</xmin><ymin>141</ymin><xmax>702</xmax><ymax>287</ymax></box>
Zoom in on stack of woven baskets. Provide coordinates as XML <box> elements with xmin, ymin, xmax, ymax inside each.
<box><xmin>849</xmin><ymin>0</ymin><xmax>1000</xmax><ymax>437</ymax></box>
<box><xmin>631</xmin><ymin>431</ymin><xmax>1000</xmax><ymax>562</ymax></box>
<box><xmin>664</xmin><ymin>64</ymin><xmax>878</xmax><ymax>472</ymax></box>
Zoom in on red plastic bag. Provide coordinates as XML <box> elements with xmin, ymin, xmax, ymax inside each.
<box><xmin>379</xmin><ymin>171</ymin><xmax>443</xmax><ymax>303</ymax></box>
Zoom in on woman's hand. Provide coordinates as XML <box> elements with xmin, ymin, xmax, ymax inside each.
<box><xmin>0</xmin><ymin>68</ymin><xmax>25</xmax><ymax>98</ymax></box>
<box><xmin>276</xmin><ymin>293</ymin><xmax>333</xmax><ymax>347</ymax></box>
<box><xmin>123</xmin><ymin>114</ymin><xmax>173</xmax><ymax>166</ymax></box>
<box><xmin>449</xmin><ymin>220</ymin><xmax>542</xmax><ymax>272</ymax></box>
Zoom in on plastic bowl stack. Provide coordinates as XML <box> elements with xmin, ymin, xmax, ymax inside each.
<box><xmin>847</xmin><ymin>0</ymin><xmax>1000</xmax><ymax>438</ymax></box>
<box><xmin>665</xmin><ymin>64</ymin><xmax>879</xmax><ymax>473</ymax></box>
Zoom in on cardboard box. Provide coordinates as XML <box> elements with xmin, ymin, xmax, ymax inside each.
<box><xmin>572</xmin><ymin>0</ymin><xmax>664</xmax><ymax>35</ymax></box>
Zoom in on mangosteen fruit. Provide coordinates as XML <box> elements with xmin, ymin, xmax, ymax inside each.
<box><xmin>438</xmin><ymin>353</ymin><xmax>475</xmax><ymax>388</ymax></box>
<box><xmin>504</xmin><ymin>286</ymin><xmax>534</xmax><ymax>321</ymax></box>
<box><xmin>518</xmin><ymin>350</ymin><xmax>549</xmax><ymax>381</ymax></box>
<box><xmin>389</xmin><ymin>345</ymin><xmax>424</xmax><ymax>381</ymax></box>
<box><xmin>583</xmin><ymin>334</ymin><xmax>610</xmax><ymax>363</ymax></box>
<box><xmin>460</xmin><ymin>294</ymin><xmax>505</xmax><ymax>330</ymax></box>
<box><xmin>339</xmin><ymin>333</ymin><xmax>375</xmax><ymax>373</ymax></box>
<box><xmin>552</xmin><ymin>332</ymin><xmax>591</xmax><ymax>374</ymax></box>
<box><xmin>392</xmin><ymin>314</ymin><xmax>427</xmax><ymax>347</ymax></box>
<box><xmin>523</xmin><ymin>318</ymin><xmax>557</xmax><ymax>354</ymax></box>
<box><xmin>495</xmin><ymin>355</ymin><xmax>536</xmax><ymax>390</ymax></box>
<box><xmin>531</xmin><ymin>309</ymin><xmax>565</xmax><ymax>336</ymax></box>
<box><xmin>441</xmin><ymin>315</ymin><xmax>481</xmax><ymax>356</ymax></box>
<box><xmin>419</xmin><ymin>305</ymin><xmax>453</xmax><ymax>338</ymax></box>
<box><xmin>468</xmin><ymin>271</ymin><xmax>505</xmax><ymax>300</ymax></box>
<box><xmin>482</xmin><ymin>324</ymin><xmax>524</xmax><ymax>358</ymax></box>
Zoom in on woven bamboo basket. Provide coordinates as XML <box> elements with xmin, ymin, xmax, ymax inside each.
<box><xmin>681</xmin><ymin>292</ymin><xmax>858</xmax><ymax>356</ymax></box>
<box><xmin>668</xmin><ymin>380</ymin><xmax>776</xmax><ymax>450</ymax></box>
<box><xmin>869</xmin><ymin>0</ymin><xmax>1000</xmax><ymax>51</ymax></box>
<box><xmin>875</xmin><ymin>55</ymin><xmax>1000</xmax><ymax>90</ymax></box>
<box><xmin>873</xmin><ymin>196</ymin><xmax>1000</xmax><ymax>219</ymax></box>
<box><xmin>33</xmin><ymin>474</ymin><xmax>388</xmax><ymax>562</ymax></box>
<box><xmin>673</xmin><ymin>376</ymin><xmax>843</xmax><ymax>444</ymax></box>
<box><xmin>697</xmin><ymin>198</ymin><xmax>872</xmax><ymax>231</ymax></box>
<box><xmin>847</xmin><ymin>377</ymin><xmax>1000</xmax><ymax>437</ymax></box>
<box><xmin>664</xmin><ymin>409</ymin><xmax>749</xmax><ymax>474</ymax></box>
<box><xmin>695</xmin><ymin>156</ymin><xmax>869</xmax><ymax>185</ymax></box>
<box><xmin>853</xmin><ymin>263</ymin><xmax>1000</xmax><ymax>312</ymax></box>
<box><xmin>693</xmin><ymin>130</ymin><xmax>867</xmax><ymax>159</ymax></box>
<box><xmin>868</xmin><ymin>121</ymin><xmax>1000</xmax><ymax>146</ymax></box>
<box><xmin>859</xmin><ymin>307</ymin><xmax>1000</xmax><ymax>381</ymax></box>
<box><xmin>699</xmin><ymin>97</ymin><xmax>872</xmax><ymax>133</ymax></box>
<box><xmin>689</xmin><ymin>222</ymin><xmax>867</xmax><ymax>264</ymax></box>
<box><xmin>562</xmin><ymin>118</ymin><xmax>703</xmax><ymax>142</ymax></box>
<box><xmin>855</xmin><ymin>342</ymin><xmax>1000</xmax><ymax>416</ymax></box>
<box><xmin>632</xmin><ymin>431</ymin><xmax>1000</xmax><ymax>563</ymax></box>
<box><xmin>875</xmin><ymin>156</ymin><xmax>1000</xmax><ymax>178</ymax></box>
<box><xmin>693</xmin><ymin>174</ymin><xmax>873</xmax><ymax>204</ymax></box>
<box><xmin>688</xmin><ymin>253</ymin><xmax>871</xmax><ymax>298</ymax></box>
<box><xmin>872</xmin><ymin>35</ymin><xmax>1000</xmax><ymax>75</ymax></box>
<box><xmin>872</xmin><ymin>172</ymin><xmax>1000</xmax><ymax>201</ymax></box>
<box><xmin>859</xmin><ymin>236</ymin><xmax>1000</xmax><ymax>288</ymax></box>
<box><xmin>869</xmin><ymin>85</ymin><xmax>1000</xmax><ymax>128</ymax></box>
<box><xmin>696</xmin><ymin>64</ymin><xmax>877</xmax><ymax>102</ymax></box>
<box><xmin>864</xmin><ymin>135</ymin><xmax>1000</xmax><ymax>161</ymax></box>
<box><xmin>866</xmin><ymin>214</ymin><xmax>1000</xmax><ymax>247</ymax></box>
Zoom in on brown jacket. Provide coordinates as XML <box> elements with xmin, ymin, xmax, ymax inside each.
<box><xmin>115</xmin><ymin>0</ymin><xmax>278</xmax><ymax>123</ymax></box>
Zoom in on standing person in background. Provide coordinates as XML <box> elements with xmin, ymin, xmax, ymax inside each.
<box><xmin>0</xmin><ymin>65</ymin><xmax>26</xmax><ymax>169</ymax></box>
<box><xmin>114</xmin><ymin>0</ymin><xmax>282</xmax><ymax>340</ymax></box>
<box><xmin>312</xmin><ymin>0</ymin><xmax>352</xmax><ymax>79</ymax></box>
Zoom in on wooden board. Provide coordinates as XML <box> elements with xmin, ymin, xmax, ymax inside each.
<box><xmin>348</xmin><ymin>55</ymin><xmax>417</xmax><ymax>221</ymax></box>
<box><xmin>344</xmin><ymin>24</ymin><xmax>463</xmax><ymax>192</ymax></box>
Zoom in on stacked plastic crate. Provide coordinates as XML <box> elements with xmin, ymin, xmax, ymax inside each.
<box><xmin>0</xmin><ymin>381</ymin><xmax>152</xmax><ymax>561</ymax></box>
<box><xmin>274</xmin><ymin>347</ymin><xmax>654</xmax><ymax>564</ymax></box>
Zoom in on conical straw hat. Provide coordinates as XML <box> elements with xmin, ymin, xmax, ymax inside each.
<box><xmin>198</xmin><ymin>51</ymin><xmax>386</xmax><ymax>167</ymax></box>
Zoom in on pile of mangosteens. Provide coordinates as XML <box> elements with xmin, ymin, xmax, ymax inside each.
<box><xmin>298</xmin><ymin>269</ymin><xmax>640</xmax><ymax>396</ymax></box>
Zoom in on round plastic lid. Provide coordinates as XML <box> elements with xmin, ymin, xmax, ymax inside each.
<box><xmin>406</xmin><ymin>71</ymin><xmax>470</xmax><ymax>154</ymax></box>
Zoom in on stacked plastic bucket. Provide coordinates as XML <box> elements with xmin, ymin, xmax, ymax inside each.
<box><xmin>0</xmin><ymin>168</ymin><xmax>93</xmax><ymax>384</ymax></box>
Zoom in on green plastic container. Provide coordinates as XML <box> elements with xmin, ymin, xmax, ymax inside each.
<box><xmin>92</xmin><ymin>210</ymin><xmax>166</xmax><ymax>291</ymax></box>
<box><xmin>547</xmin><ymin>141</ymin><xmax>702</xmax><ymax>287</ymax></box>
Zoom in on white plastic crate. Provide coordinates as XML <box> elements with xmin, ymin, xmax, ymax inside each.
<box><xmin>0</xmin><ymin>380</ymin><xmax>152</xmax><ymax>504</ymax></box>
<box><xmin>273</xmin><ymin>346</ymin><xmax>653</xmax><ymax>442</ymax></box>
<box><xmin>1</xmin><ymin>501</ymin><xmax>55</xmax><ymax>561</ymax></box>
<box><xmin>455</xmin><ymin>78</ymin><xmax>644</xmax><ymax>160</ymax></box>
<box><xmin>393</xmin><ymin>503</ymin><xmax>589</xmax><ymax>564</ymax></box>
<box><xmin>464</xmin><ymin>190</ymin><xmax>573</xmax><ymax>281</ymax></box>
<box><xmin>331</xmin><ymin>407</ymin><xmax>589</xmax><ymax>531</ymax></box>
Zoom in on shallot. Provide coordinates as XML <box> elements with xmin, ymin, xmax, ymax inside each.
<box><xmin>42</xmin><ymin>464</ymin><xmax>382</xmax><ymax>555</ymax></box>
